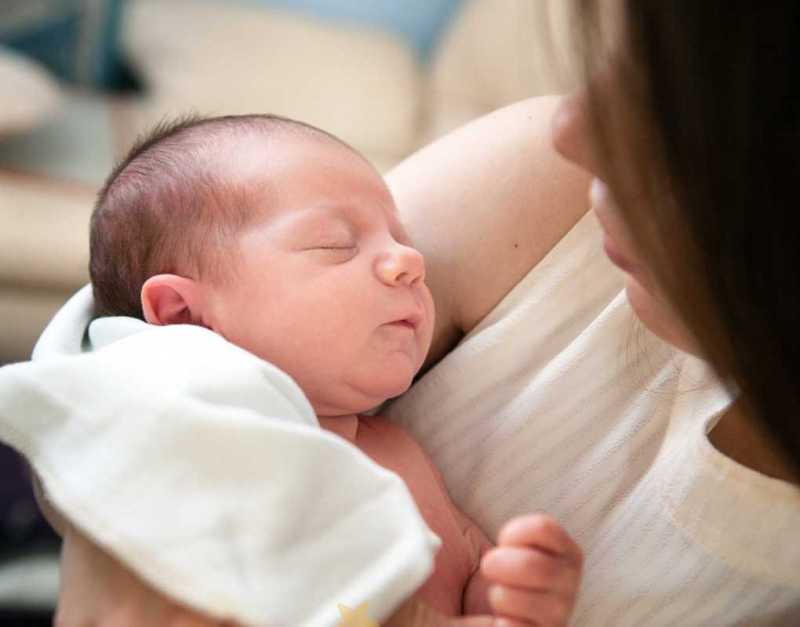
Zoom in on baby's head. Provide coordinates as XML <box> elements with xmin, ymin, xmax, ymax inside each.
<box><xmin>91</xmin><ymin>114</ymin><xmax>435</xmax><ymax>416</ymax></box>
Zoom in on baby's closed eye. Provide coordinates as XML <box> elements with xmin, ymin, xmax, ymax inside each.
<box><xmin>303</xmin><ymin>242</ymin><xmax>359</xmax><ymax>261</ymax></box>
<box><xmin>297</xmin><ymin>230</ymin><xmax>356</xmax><ymax>251</ymax></box>
<box><xmin>312</xmin><ymin>242</ymin><xmax>357</xmax><ymax>250</ymax></box>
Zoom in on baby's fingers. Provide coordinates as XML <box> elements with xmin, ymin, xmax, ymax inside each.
<box><xmin>498</xmin><ymin>514</ymin><xmax>582</xmax><ymax>567</ymax></box>
<box><xmin>488</xmin><ymin>584</ymin><xmax>574</xmax><ymax>627</ymax></box>
<box><xmin>481</xmin><ymin>515</ymin><xmax>582</xmax><ymax>626</ymax></box>
<box><xmin>481</xmin><ymin>546</ymin><xmax>577</xmax><ymax>594</ymax></box>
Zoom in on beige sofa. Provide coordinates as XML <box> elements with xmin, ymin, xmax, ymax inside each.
<box><xmin>0</xmin><ymin>0</ymin><xmax>578</xmax><ymax>365</ymax></box>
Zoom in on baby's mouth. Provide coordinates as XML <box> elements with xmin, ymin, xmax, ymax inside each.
<box><xmin>388</xmin><ymin>319</ymin><xmax>416</xmax><ymax>330</ymax></box>
<box><xmin>389</xmin><ymin>310</ymin><xmax>423</xmax><ymax>330</ymax></box>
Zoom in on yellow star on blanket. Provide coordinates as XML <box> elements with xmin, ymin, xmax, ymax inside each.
<box><xmin>337</xmin><ymin>601</ymin><xmax>378</xmax><ymax>627</ymax></box>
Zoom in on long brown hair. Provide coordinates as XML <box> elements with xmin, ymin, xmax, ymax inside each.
<box><xmin>575</xmin><ymin>1</ymin><xmax>800</xmax><ymax>466</ymax></box>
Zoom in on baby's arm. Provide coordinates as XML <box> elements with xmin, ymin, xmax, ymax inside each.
<box><xmin>458</xmin><ymin>512</ymin><xmax>495</xmax><ymax>615</ymax></box>
<box><xmin>414</xmin><ymin>441</ymin><xmax>581</xmax><ymax>624</ymax></box>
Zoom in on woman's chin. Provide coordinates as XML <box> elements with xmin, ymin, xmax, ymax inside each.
<box><xmin>624</xmin><ymin>275</ymin><xmax>699</xmax><ymax>355</ymax></box>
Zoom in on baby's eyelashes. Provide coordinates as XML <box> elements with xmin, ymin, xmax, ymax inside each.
<box><xmin>311</xmin><ymin>245</ymin><xmax>358</xmax><ymax>254</ymax></box>
<box><xmin>314</xmin><ymin>244</ymin><xmax>357</xmax><ymax>250</ymax></box>
<box><xmin>304</xmin><ymin>244</ymin><xmax>359</xmax><ymax>261</ymax></box>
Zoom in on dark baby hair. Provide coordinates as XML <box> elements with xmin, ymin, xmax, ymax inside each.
<box><xmin>90</xmin><ymin>113</ymin><xmax>356</xmax><ymax>320</ymax></box>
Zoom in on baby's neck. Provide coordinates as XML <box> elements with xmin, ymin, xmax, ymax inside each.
<box><xmin>317</xmin><ymin>414</ymin><xmax>360</xmax><ymax>443</ymax></box>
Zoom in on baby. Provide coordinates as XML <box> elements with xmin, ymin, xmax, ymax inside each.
<box><xmin>89</xmin><ymin>114</ymin><xmax>582</xmax><ymax>625</ymax></box>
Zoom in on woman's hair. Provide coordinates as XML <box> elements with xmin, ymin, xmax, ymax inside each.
<box><xmin>574</xmin><ymin>2</ymin><xmax>800</xmax><ymax>466</ymax></box>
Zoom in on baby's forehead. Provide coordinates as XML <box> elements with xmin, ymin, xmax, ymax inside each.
<box><xmin>211</xmin><ymin>129</ymin><xmax>373</xmax><ymax>185</ymax></box>
<box><xmin>210</xmin><ymin>131</ymin><xmax>391</xmax><ymax>212</ymax></box>
<box><xmin>213</xmin><ymin>124</ymin><xmax>351</xmax><ymax>164</ymax></box>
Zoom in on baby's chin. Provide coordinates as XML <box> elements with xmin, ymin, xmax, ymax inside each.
<box><xmin>371</xmin><ymin>363</ymin><xmax>419</xmax><ymax>397</ymax></box>
<box><xmin>313</xmin><ymin>372</ymin><xmax>417</xmax><ymax>417</ymax></box>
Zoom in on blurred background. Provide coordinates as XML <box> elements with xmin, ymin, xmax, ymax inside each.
<box><xmin>0</xmin><ymin>0</ymin><xmax>577</xmax><ymax>622</ymax></box>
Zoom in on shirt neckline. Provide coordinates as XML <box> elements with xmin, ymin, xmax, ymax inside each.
<box><xmin>660</xmin><ymin>356</ymin><xmax>800</xmax><ymax>588</ymax></box>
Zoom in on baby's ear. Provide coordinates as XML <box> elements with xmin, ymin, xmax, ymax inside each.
<box><xmin>141</xmin><ymin>274</ymin><xmax>204</xmax><ymax>326</ymax></box>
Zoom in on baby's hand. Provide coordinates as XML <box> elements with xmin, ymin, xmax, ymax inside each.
<box><xmin>480</xmin><ymin>514</ymin><xmax>583</xmax><ymax>627</ymax></box>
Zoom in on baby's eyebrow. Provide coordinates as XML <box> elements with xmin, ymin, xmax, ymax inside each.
<box><xmin>297</xmin><ymin>203</ymin><xmax>352</xmax><ymax>221</ymax></box>
<box><xmin>298</xmin><ymin>201</ymin><xmax>410</xmax><ymax>242</ymax></box>
<box><xmin>301</xmin><ymin>205</ymin><xmax>354</xmax><ymax>226</ymax></box>
<box><xmin>286</xmin><ymin>206</ymin><xmax>356</xmax><ymax>238</ymax></box>
<box><xmin>302</xmin><ymin>203</ymin><xmax>371</xmax><ymax>229</ymax></box>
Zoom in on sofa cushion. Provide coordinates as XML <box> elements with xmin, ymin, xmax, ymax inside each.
<box><xmin>235</xmin><ymin>0</ymin><xmax>464</xmax><ymax>60</ymax></box>
<box><xmin>0</xmin><ymin>88</ymin><xmax>117</xmax><ymax>185</ymax></box>
<box><xmin>0</xmin><ymin>172</ymin><xmax>93</xmax><ymax>291</ymax></box>
<box><xmin>0</xmin><ymin>46</ymin><xmax>61</xmax><ymax>137</ymax></box>
<box><xmin>119</xmin><ymin>0</ymin><xmax>422</xmax><ymax>171</ymax></box>
<box><xmin>0</xmin><ymin>0</ymin><xmax>133</xmax><ymax>90</ymax></box>
<box><xmin>0</xmin><ymin>287</ymin><xmax>80</xmax><ymax>364</ymax></box>
<box><xmin>424</xmin><ymin>0</ymin><xmax>580</xmax><ymax>140</ymax></box>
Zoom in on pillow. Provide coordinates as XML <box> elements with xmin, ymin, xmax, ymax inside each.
<box><xmin>0</xmin><ymin>0</ymin><xmax>134</xmax><ymax>90</ymax></box>
<box><xmin>234</xmin><ymin>0</ymin><xmax>464</xmax><ymax>59</ymax></box>
<box><xmin>0</xmin><ymin>45</ymin><xmax>61</xmax><ymax>136</ymax></box>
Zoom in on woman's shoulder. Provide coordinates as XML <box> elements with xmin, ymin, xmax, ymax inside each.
<box><xmin>386</xmin><ymin>97</ymin><xmax>592</xmax><ymax>371</ymax></box>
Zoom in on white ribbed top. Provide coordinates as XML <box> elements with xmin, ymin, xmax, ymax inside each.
<box><xmin>384</xmin><ymin>212</ymin><xmax>800</xmax><ymax>625</ymax></box>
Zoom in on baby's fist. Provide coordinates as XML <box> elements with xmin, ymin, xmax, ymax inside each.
<box><xmin>480</xmin><ymin>514</ymin><xmax>583</xmax><ymax>627</ymax></box>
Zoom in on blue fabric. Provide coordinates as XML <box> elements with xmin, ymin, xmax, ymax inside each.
<box><xmin>235</xmin><ymin>0</ymin><xmax>464</xmax><ymax>59</ymax></box>
<box><xmin>0</xmin><ymin>1</ymin><xmax>134</xmax><ymax>90</ymax></box>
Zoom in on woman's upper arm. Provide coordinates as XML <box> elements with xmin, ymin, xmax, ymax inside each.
<box><xmin>386</xmin><ymin>96</ymin><xmax>591</xmax><ymax>369</ymax></box>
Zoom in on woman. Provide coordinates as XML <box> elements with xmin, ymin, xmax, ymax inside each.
<box><xmin>51</xmin><ymin>1</ymin><xmax>800</xmax><ymax>625</ymax></box>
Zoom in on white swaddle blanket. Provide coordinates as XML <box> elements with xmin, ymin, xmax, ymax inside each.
<box><xmin>0</xmin><ymin>286</ymin><xmax>440</xmax><ymax>627</ymax></box>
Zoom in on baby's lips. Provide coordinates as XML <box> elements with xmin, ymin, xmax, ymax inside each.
<box><xmin>387</xmin><ymin>309</ymin><xmax>424</xmax><ymax>329</ymax></box>
<box><xmin>403</xmin><ymin>310</ymin><xmax>424</xmax><ymax>329</ymax></box>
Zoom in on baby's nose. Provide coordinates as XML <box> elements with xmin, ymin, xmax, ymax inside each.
<box><xmin>376</xmin><ymin>244</ymin><xmax>426</xmax><ymax>287</ymax></box>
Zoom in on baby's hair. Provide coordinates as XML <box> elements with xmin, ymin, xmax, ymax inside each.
<box><xmin>90</xmin><ymin>113</ymin><xmax>358</xmax><ymax>319</ymax></box>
